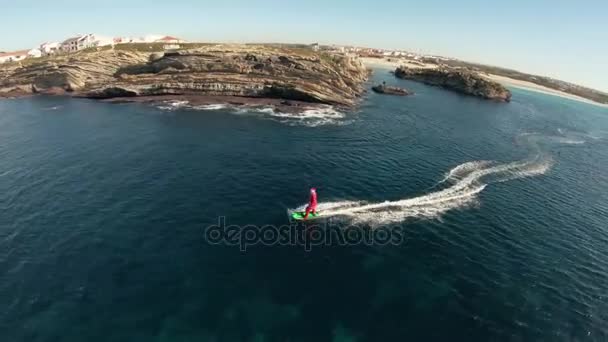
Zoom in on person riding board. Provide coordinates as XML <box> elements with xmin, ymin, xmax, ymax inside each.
<box><xmin>303</xmin><ymin>187</ymin><xmax>318</xmax><ymax>219</ymax></box>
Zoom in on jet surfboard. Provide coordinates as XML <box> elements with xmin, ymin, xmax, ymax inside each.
<box><xmin>290</xmin><ymin>211</ymin><xmax>321</xmax><ymax>221</ymax></box>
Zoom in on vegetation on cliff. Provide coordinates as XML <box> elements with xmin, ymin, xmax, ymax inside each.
<box><xmin>395</xmin><ymin>66</ymin><xmax>512</xmax><ymax>102</ymax></box>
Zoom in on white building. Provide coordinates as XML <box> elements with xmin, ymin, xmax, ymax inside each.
<box><xmin>113</xmin><ymin>35</ymin><xmax>184</xmax><ymax>44</ymax></box>
<box><xmin>0</xmin><ymin>50</ymin><xmax>29</xmax><ymax>63</ymax></box>
<box><xmin>61</xmin><ymin>34</ymin><xmax>113</xmax><ymax>53</ymax></box>
<box><xmin>115</xmin><ymin>35</ymin><xmax>162</xmax><ymax>43</ymax></box>
<box><xmin>27</xmin><ymin>48</ymin><xmax>42</xmax><ymax>58</ymax></box>
<box><xmin>61</xmin><ymin>35</ymin><xmax>91</xmax><ymax>52</ymax></box>
<box><xmin>40</xmin><ymin>42</ymin><xmax>60</xmax><ymax>56</ymax></box>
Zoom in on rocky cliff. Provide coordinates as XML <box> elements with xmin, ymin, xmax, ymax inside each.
<box><xmin>0</xmin><ymin>50</ymin><xmax>149</xmax><ymax>96</ymax></box>
<box><xmin>395</xmin><ymin>66</ymin><xmax>511</xmax><ymax>102</ymax></box>
<box><xmin>0</xmin><ymin>44</ymin><xmax>369</xmax><ymax>107</ymax></box>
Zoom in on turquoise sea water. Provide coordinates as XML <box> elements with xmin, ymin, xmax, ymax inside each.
<box><xmin>1</xmin><ymin>70</ymin><xmax>608</xmax><ymax>341</ymax></box>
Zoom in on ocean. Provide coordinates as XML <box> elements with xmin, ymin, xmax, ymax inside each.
<box><xmin>1</xmin><ymin>69</ymin><xmax>608</xmax><ymax>341</ymax></box>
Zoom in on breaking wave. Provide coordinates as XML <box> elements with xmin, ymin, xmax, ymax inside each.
<box><xmin>193</xmin><ymin>104</ymin><xmax>229</xmax><ymax>110</ymax></box>
<box><xmin>263</xmin><ymin>106</ymin><xmax>350</xmax><ymax>127</ymax></box>
<box><xmin>290</xmin><ymin>133</ymin><xmax>584</xmax><ymax>226</ymax></box>
<box><xmin>155</xmin><ymin>100</ymin><xmax>348</xmax><ymax>127</ymax></box>
<box><xmin>156</xmin><ymin>100</ymin><xmax>189</xmax><ymax>111</ymax></box>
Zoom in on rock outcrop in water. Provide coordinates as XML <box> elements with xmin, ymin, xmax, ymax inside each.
<box><xmin>0</xmin><ymin>44</ymin><xmax>369</xmax><ymax>107</ymax></box>
<box><xmin>371</xmin><ymin>82</ymin><xmax>411</xmax><ymax>96</ymax></box>
<box><xmin>395</xmin><ymin>66</ymin><xmax>511</xmax><ymax>102</ymax></box>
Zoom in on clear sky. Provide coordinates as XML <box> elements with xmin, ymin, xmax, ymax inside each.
<box><xmin>1</xmin><ymin>0</ymin><xmax>606</xmax><ymax>91</ymax></box>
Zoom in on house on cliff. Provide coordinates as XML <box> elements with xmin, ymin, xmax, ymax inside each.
<box><xmin>61</xmin><ymin>34</ymin><xmax>114</xmax><ymax>53</ymax></box>
<box><xmin>61</xmin><ymin>35</ymin><xmax>90</xmax><ymax>52</ymax></box>
<box><xmin>62</xmin><ymin>35</ymin><xmax>84</xmax><ymax>52</ymax></box>
<box><xmin>27</xmin><ymin>48</ymin><xmax>42</xmax><ymax>58</ymax></box>
<box><xmin>40</xmin><ymin>42</ymin><xmax>60</xmax><ymax>56</ymax></box>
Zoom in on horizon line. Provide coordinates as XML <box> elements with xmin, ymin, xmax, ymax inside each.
<box><xmin>1</xmin><ymin>36</ymin><xmax>606</xmax><ymax>95</ymax></box>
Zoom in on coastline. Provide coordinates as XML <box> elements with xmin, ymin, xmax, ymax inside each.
<box><xmin>0</xmin><ymin>45</ymin><xmax>369</xmax><ymax>109</ymax></box>
<box><xmin>484</xmin><ymin>74</ymin><xmax>608</xmax><ymax>108</ymax></box>
<box><xmin>361</xmin><ymin>57</ymin><xmax>608</xmax><ymax>108</ymax></box>
<box><xmin>101</xmin><ymin>94</ymin><xmax>333</xmax><ymax>113</ymax></box>
<box><xmin>0</xmin><ymin>90</ymin><xmax>348</xmax><ymax>115</ymax></box>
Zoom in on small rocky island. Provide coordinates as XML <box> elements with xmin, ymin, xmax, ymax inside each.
<box><xmin>0</xmin><ymin>44</ymin><xmax>369</xmax><ymax>112</ymax></box>
<box><xmin>395</xmin><ymin>66</ymin><xmax>511</xmax><ymax>102</ymax></box>
<box><xmin>371</xmin><ymin>82</ymin><xmax>411</xmax><ymax>96</ymax></box>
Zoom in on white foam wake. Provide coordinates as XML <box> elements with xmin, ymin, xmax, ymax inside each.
<box><xmin>291</xmin><ymin>133</ymin><xmax>584</xmax><ymax>226</ymax></box>
<box><xmin>156</xmin><ymin>101</ymin><xmax>348</xmax><ymax>127</ymax></box>
<box><xmin>334</xmin><ymin>157</ymin><xmax>551</xmax><ymax>225</ymax></box>
<box><xmin>438</xmin><ymin>160</ymin><xmax>494</xmax><ymax>184</ymax></box>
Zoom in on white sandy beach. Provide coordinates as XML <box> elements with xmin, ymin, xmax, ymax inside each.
<box><xmin>361</xmin><ymin>57</ymin><xmax>608</xmax><ymax>108</ymax></box>
<box><xmin>484</xmin><ymin>74</ymin><xmax>608</xmax><ymax>108</ymax></box>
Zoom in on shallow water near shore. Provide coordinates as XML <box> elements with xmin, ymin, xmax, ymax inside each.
<box><xmin>1</xmin><ymin>69</ymin><xmax>608</xmax><ymax>341</ymax></box>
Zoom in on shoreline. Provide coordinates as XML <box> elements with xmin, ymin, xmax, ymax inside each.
<box><xmin>100</xmin><ymin>95</ymin><xmax>336</xmax><ymax>113</ymax></box>
<box><xmin>484</xmin><ymin>74</ymin><xmax>608</xmax><ymax>108</ymax></box>
<box><xmin>0</xmin><ymin>91</ymin><xmax>347</xmax><ymax>114</ymax></box>
<box><xmin>0</xmin><ymin>91</ymin><xmax>350</xmax><ymax>112</ymax></box>
<box><xmin>361</xmin><ymin>57</ymin><xmax>608</xmax><ymax>108</ymax></box>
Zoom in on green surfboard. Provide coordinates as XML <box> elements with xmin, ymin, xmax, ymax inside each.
<box><xmin>291</xmin><ymin>211</ymin><xmax>321</xmax><ymax>221</ymax></box>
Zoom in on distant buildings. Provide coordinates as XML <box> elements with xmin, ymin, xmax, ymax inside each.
<box><xmin>61</xmin><ymin>35</ymin><xmax>87</xmax><ymax>52</ymax></box>
<box><xmin>58</xmin><ymin>34</ymin><xmax>185</xmax><ymax>53</ymax></box>
<box><xmin>112</xmin><ymin>35</ymin><xmax>185</xmax><ymax>44</ymax></box>
<box><xmin>27</xmin><ymin>48</ymin><xmax>42</xmax><ymax>58</ymax></box>
<box><xmin>0</xmin><ymin>33</ymin><xmax>183</xmax><ymax>64</ymax></box>
<box><xmin>60</xmin><ymin>34</ymin><xmax>114</xmax><ymax>53</ymax></box>
<box><xmin>61</xmin><ymin>34</ymin><xmax>92</xmax><ymax>52</ymax></box>
<box><xmin>39</xmin><ymin>42</ymin><xmax>60</xmax><ymax>56</ymax></box>
<box><xmin>0</xmin><ymin>50</ymin><xmax>29</xmax><ymax>63</ymax></box>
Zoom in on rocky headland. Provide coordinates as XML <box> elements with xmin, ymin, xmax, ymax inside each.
<box><xmin>0</xmin><ymin>44</ymin><xmax>369</xmax><ymax>110</ymax></box>
<box><xmin>395</xmin><ymin>66</ymin><xmax>511</xmax><ymax>102</ymax></box>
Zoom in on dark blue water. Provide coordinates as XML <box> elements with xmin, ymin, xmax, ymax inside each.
<box><xmin>2</xmin><ymin>70</ymin><xmax>608</xmax><ymax>341</ymax></box>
